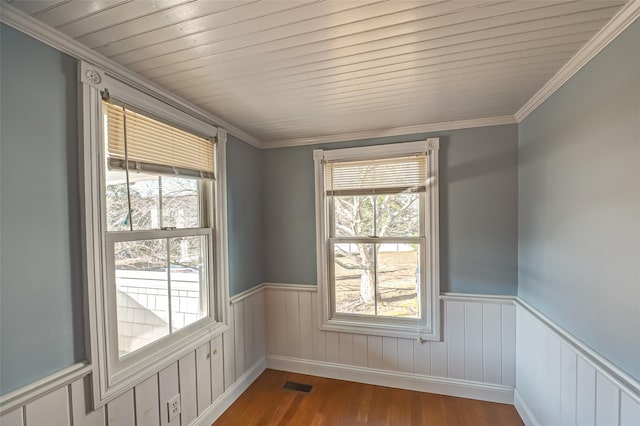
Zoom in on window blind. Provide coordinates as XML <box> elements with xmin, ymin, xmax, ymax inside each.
<box><xmin>325</xmin><ymin>154</ymin><xmax>428</xmax><ymax>196</ymax></box>
<box><xmin>104</xmin><ymin>101</ymin><xmax>215</xmax><ymax>179</ymax></box>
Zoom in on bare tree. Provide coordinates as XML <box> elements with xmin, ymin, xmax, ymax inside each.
<box><xmin>106</xmin><ymin>174</ymin><xmax>202</xmax><ymax>271</ymax></box>
<box><xmin>333</xmin><ymin>193</ymin><xmax>419</xmax><ymax>304</ymax></box>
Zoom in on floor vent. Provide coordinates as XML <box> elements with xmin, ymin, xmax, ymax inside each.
<box><xmin>283</xmin><ymin>381</ymin><xmax>313</xmax><ymax>393</ymax></box>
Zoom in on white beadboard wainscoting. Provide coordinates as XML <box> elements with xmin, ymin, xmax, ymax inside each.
<box><xmin>0</xmin><ymin>289</ymin><xmax>267</xmax><ymax>426</ymax></box>
<box><xmin>3</xmin><ymin>283</ymin><xmax>639</xmax><ymax>426</ymax></box>
<box><xmin>264</xmin><ymin>285</ymin><xmax>517</xmax><ymax>404</ymax></box>
<box><xmin>514</xmin><ymin>301</ymin><xmax>640</xmax><ymax>426</ymax></box>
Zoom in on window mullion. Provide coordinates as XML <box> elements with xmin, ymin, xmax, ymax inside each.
<box><xmin>374</xmin><ymin>243</ymin><xmax>378</xmax><ymax>316</ymax></box>
<box><xmin>373</xmin><ymin>195</ymin><xmax>377</xmax><ymax>237</ymax></box>
<box><xmin>166</xmin><ymin>238</ymin><xmax>172</xmax><ymax>334</ymax></box>
<box><xmin>158</xmin><ymin>176</ymin><xmax>163</xmax><ymax>229</ymax></box>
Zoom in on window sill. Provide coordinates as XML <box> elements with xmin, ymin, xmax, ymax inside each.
<box><xmin>99</xmin><ymin>319</ymin><xmax>228</xmax><ymax>406</ymax></box>
<box><xmin>320</xmin><ymin>317</ymin><xmax>439</xmax><ymax>341</ymax></box>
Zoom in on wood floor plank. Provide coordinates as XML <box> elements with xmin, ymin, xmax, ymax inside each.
<box><xmin>214</xmin><ymin>369</ymin><xmax>523</xmax><ymax>425</ymax></box>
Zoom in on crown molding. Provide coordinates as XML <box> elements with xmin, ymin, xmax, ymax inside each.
<box><xmin>515</xmin><ymin>0</ymin><xmax>640</xmax><ymax>122</ymax></box>
<box><xmin>0</xmin><ymin>4</ymin><xmax>264</xmax><ymax>149</ymax></box>
<box><xmin>264</xmin><ymin>115</ymin><xmax>517</xmax><ymax>149</ymax></box>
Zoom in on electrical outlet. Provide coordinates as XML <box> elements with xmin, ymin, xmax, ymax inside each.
<box><xmin>167</xmin><ymin>393</ymin><xmax>181</xmax><ymax>421</ymax></box>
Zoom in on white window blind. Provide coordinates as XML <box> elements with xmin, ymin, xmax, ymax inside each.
<box><xmin>325</xmin><ymin>154</ymin><xmax>428</xmax><ymax>196</ymax></box>
<box><xmin>104</xmin><ymin>101</ymin><xmax>215</xmax><ymax>179</ymax></box>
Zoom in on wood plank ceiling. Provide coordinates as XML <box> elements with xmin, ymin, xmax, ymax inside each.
<box><xmin>7</xmin><ymin>0</ymin><xmax>628</xmax><ymax>146</ymax></box>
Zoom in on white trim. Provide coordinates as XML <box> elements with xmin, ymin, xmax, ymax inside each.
<box><xmin>260</xmin><ymin>284</ymin><xmax>518</xmax><ymax>304</ymax></box>
<box><xmin>89</xmin><ymin>63</ymin><xmax>217</xmax><ymax>140</ymax></box>
<box><xmin>2</xmin><ymin>0</ymin><xmax>636</xmax><ymax>147</ymax></box>
<box><xmin>110</xmin><ymin>326</ymin><xmax>226</xmax><ymax>404</ymax></box>
<box><xmin>0</xmin><ymin>3</ymin><xmax>263</xmax><ymax>149</ymax></box>
<box><xmin>266</xmin><ymin>355</ymin><xmax>514</xmax><ymax>404</ymax></box>
<box><xmin>318</xmin><ymin>320</ymin><xmax>432</xmax><ymax>340</ymax></box>
<box><xmin>441</xmin><ymin>293</ymin><xmax>516</xmax><ymax>304</ymax></box>
<box><xmin>230</xmin><ymin>284</ymin><xmax>265</xmax><ymax>305</ymax></box>
<box><xmin>320</xmin><ymin>139</ymin><xmax>430</xmax><ymax>161</ymax></box>
<box><xmin>514</xmin><ymin>389</ymin><xmax>540</xmax><ymax>426</ymax></box>
<box><xmin>265</xmin><ymin>116</ymin><xmax>516</xmax><ymax>149</ymax></box>
<box><xmin>313</xmin><ymin>139</ymin><xmax>440</xmax><ymax>341</ymax></box>
<box><xmin>214</xmin><ymin>132</ymin><xmax>231</xmax><ymax>328</ymax></box>
<box><xmin>262</xmin><ymin>282</ymin><xmax>318</xmax><ymax>293</ymax></box>
<box><xmin>0</xmin><ymin>363</ymin><xmax>91</xmax><ymax>415</ymax></box>
<box><xmin>79</xmin><ymin>79</ymin><xmax>231</xmax><ymax>406</ymax></box>
<box><xmin>515</xmin><ymin>298</ymin><xmax>640</xmax><ymax>398</ymax></box>
<box><xmin>191</xmin><ymin>358</ymin><xmax>266</xmax><ymax>426</ymax></box>
<box><xmin>515</xmin><ymin>0</ymin><xmax>640</xmax><ymax>121</ymax></box>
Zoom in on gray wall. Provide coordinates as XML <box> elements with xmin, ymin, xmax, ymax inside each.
<box><xmin>518</xmin><ymin>21</ymin><xmax>640</xmax><ymax>380</ymax></box>
<box><xmin>0</xmin><ymin>24</ymin><xmax>84</xmax><ymax>393</ymax></box>
<box><xmin>0</xmin><ymin>26</ymin><xmax>266</xmax><ymax>393</ymax></box>
<box><xmin>263</xmin><ymin>124</ymin><xmax>519</xmax><ymax>295</ymax></box>
<box><xmin>226</xmin><ymin>135</ymin><xmax>264</xmax><ymax>296</ymax></box>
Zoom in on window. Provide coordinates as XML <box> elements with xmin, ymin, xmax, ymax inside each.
<box><xmin>103</xmin><ymin>101</ymin><xmax>215</xmax><ymax>359</ymax></box>
<box><xmin>80</xmin><ymin>63</ymin><xmax>229</xmax><ymax>405</ymax></box>
<box><xmin>314</xmin><ymin>140</ymin><xmax>440</xmax><ymax>339</ymax></box>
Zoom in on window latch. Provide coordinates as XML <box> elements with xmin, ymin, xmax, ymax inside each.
<box><xmin>161</xmin><ymin>226</ymin><xmax>176</xmax><ymax>231</ymax></box>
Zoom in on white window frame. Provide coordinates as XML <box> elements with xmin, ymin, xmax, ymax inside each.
<box><xmin>313</xmin><ymin>139</ymin><xmax>440</xmax><ymax>340</ymax></box>
<box><xmin>79</xmin><ymin>62</ymin><xmax>230</xmax><ymax>407</ymax></box>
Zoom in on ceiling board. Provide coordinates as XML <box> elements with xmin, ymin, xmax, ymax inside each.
<box><xmin>8</xmin><ymin>0</ymin><xmax>630</xmax><ymax>146</ymax></box>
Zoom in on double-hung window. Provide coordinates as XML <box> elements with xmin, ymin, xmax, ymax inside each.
<box><xmin>80</xmin><ymin>63</ymin><xmax>229</xmax><ymax>405</ymax></box>
<box><xmin>314</xmin><ymin>140</ymin><xmax>440</xmax><ymax>339</ymax></box>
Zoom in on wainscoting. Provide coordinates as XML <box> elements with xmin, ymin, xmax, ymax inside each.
<box><xmin>514</xmin><ymin>301</ymin><xmax>640</xmax><ymax>426</ymax></box>
<box><xmin>2</xmin><ymin>284</ymin><xmax>639</xmax><ymax>426</ymax></box>
<box><xmin>264</xmin><ymin>285</ymin><xmax>517</xmax><ymax>403</ymax></box>
<box><xmin>0</xmin><ymin>289</ymin><xmax>266</xmax><ymax>426</ymax></box>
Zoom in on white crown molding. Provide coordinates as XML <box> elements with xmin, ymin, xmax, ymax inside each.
<box><xmin>515</xmin><ymin>0</ymin><xmax>640</xmax><ymax>122</ymax></box>
<box><xmin>264</xmin><ymin>115</ymin><xmax>517</xmax><ymax>149</ymax></box>
<box><xmin>0</xmin><ymin>4</ymin><xmax>263</xmax><ymax>149</ymax></box>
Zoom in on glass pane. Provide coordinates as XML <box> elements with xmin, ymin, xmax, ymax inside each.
<box><xmin>129</xmin><ymin>174</ymin><xmax>161</xmax><ymax>230</ymax></box>
<box><xmin>105</xmin><ymin>169</ymin><xmax>131</xmax><ymax>231</ymax></box>
<box><xmin>105</xmin><ymin>171</ymin><xmax>162</xmax><ymax>231</ymax></box>
<box><xmin>162</xmin><ymin>177</ymin><xmax>200</xmax><ymax>229</ymax></box>
<box><xmin>170</xmin><ymin>236</ymin><xmax>207</xmax><ymax>331</ymax></box>
<box><xmin>333</xmin><ymin>195</ymin><xmax>374</xmax><ymax>237</ymax></box>
<box><xmin>376</xmin><ymin>245</ymin><xmax>420</xmax><ymax>318</ymax></box>
<box><xmin>375</xmin><ymin>193</ymin><xmax>420</xmax><ymax>237</ymax></box>
<box><xmin>333</xmin><ymin>243</ymin><xmax>375</xmax><ymax>315</ymax></box>
<box><xmin>114</xmin><ymin>239</ymin><xmax>170</xmax><ymax>357</ymax></box>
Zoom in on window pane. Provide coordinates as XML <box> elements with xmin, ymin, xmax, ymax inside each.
<box><xmin>333</xmin><ymin>196</ymin><xmax>374</xmax><ymax>237</ymax></box>
<box><xmin>170</xmin><ymin>236</ymin><xmax>207</xmax><ymax>331</ymax></box>
<box><xmin>105</xmin><ymin>169</ymin><xmax>131</xmax><ymax>231</ymax></box>
<box><xmin>105</xmin><ymin>171</ymin><xmax>162</xmax><ymax>231</ymax></box>
<box><xmin>129</xmin><ymin>174</ymin><xmax>161</xmax><ymax>230</ymax></box>
<box><xmin>114</xmin><ymin>239</ymin><xmax>170</xmax><ymax>357</ymax></box>
<box><xmin>376</xmin><ymin>245</ymin><xmax>420</xmax><ymax>318</ymax></box>
<box><xmin>162</xmin><ymin>177</ymin><xmax>200</xmax><ymax>228</ymax></box>
<box><xmin>375</xmin><ymin>193</ymin><xmax>420</xmax><ymax>237</ymax></box>
<box><xmin>105</xmin><ymin>172</ymin><xmax>202</xmax><ymax>231</ymax></box>
<box><xmin>333</xmin><ymin>243</ymin><xmax>375</xmax><ymax>315</ymax></box>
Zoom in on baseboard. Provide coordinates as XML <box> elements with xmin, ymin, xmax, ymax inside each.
<box><xmin>266</xmin><ymin>355</ymin><xmax>514</xmax><ymax>404</ymax></box>
<box><xmin>191</xmin><ymin>357</ymin><xmax>266</xmax><ymax>426</ymax></box>
<box><xmin>514</xmin><ymin>389</ymin><xmax>540</xmax><ymax>426</ymax></box>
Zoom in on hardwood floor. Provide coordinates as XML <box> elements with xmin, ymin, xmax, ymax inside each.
<box><xmin>214</xmin><ymin>369</ymin><xmax>523</xmax><ymax>425</ymax></box>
